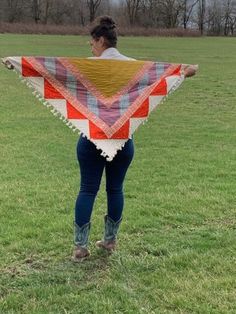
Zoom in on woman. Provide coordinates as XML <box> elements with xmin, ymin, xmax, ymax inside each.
<box><xmin>73</xmin><ymin>16</ymin><xmax>198</xmax><ymax>261</ymax></box>
<box><xmin>73</xmin><ymin>16</ymin><xmax>136</xmax><ymax>261</ymax></box>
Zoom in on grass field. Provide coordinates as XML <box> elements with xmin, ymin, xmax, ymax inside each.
<box><xmin>0</xmin><ymin>34</ymin><xmax>235</xmax><ymax>313</ymax></box>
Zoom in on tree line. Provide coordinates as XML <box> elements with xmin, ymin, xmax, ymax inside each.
<box><xmin>0</xmin><ymin>0</ymin><xmax>235</xmax><ymax>36</ymax></box>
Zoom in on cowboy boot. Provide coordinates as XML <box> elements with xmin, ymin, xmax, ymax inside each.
<box><xmin>72</xmin><ymin>221</ymin><xmax>91</xmax><ymax>262</ymax></box>
<box><xmin>96</xmin><ymin>215</ymin><xmax>122</xmax><ymax>252</ymax></box>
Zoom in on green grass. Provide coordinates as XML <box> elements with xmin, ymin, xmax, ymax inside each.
<box><xmin>0</xmin><ymin>34</ymin><xmax>236</xmax><ymax>313</ymax></box>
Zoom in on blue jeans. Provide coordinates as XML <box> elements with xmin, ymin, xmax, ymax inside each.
<box><xmin>75</xmin><ymin>135</ymin><xmax>134</xmax><ymax>227</ymax></box>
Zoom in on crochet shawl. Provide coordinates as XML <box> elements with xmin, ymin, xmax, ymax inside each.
<box><xmin>2</xmin><ymin>56</ymin><xmax>189</xmax><ymax>160</ymax></box>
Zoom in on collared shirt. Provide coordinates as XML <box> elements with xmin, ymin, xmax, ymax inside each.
<box><xmin>89</xmin><ymin>47</ymin><xmax>135</xmax><ymax>61</ymax></box>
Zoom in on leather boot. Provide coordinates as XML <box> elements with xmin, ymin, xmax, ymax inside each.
<box><xmin>72</xmin><ymin>221</ymin><xmax>91</xmax><ymax>262</ymax></box>
<box><xmin>96</xmin><ymin>215</ymin><xmax>122</xmax><ymax>252</ymax></box>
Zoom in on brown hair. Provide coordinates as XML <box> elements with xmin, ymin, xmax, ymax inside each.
<box><xmin>90</xmin><ymin>16</ymin><xmax>117</xmax><ymax>48</ymax></box>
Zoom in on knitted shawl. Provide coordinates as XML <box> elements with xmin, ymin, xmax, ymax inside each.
<box><xmin>2</xmin><ymin>56</ymin><xmax>188</xmax><ymax>160</ymax></box>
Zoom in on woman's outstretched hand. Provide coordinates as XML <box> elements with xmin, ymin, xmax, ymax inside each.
<box><xmin>183</xmin><ymin>64</ymin><xmax>198</xmax><ymax>78</ymax></box>
<box><xmin>2</xmin><ymin>58</ymin><xmax>14</xmax><ymax>70</ymax></box>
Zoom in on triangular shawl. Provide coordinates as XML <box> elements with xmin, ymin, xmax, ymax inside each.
<box><xmin>2</xmin><ymin>56</ymin><xmax>188</xmax><ymax>160</ymax></box>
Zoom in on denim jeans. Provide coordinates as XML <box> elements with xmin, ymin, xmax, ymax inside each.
<box><xmin>75</xmin><ymin>135</ymin><xmax>134</xmax><ymax>227</ymax></box>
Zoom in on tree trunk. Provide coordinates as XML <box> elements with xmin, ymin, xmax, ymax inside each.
<box><xmin>198</xmin><ymin>0</ymin><xmax>206</xmax><ymax>35</ymax></box>
<box><xmin>87</xmin><ymin>0</ymin><xmax>102</xmax><ymax>22</ymax></box>
<box><xmin>33</xmin><ymin>0</ymin><xmax>41</xmax><ymax>24</ymax></box>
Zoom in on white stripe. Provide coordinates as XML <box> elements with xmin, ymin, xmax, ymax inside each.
<box><xmin>148</xmin><ymin>95</ymin><xmax>164</xmax><ymax>113</ymax></box>
<box><xmin>70</xmin><ymin>119</ymin><xmax>89</xmax><ymax>137</ymax></box>
<box><xmin>47</xmin><ymin>99</ymin><xmax>67</xmax><ymax>117</ymax></box>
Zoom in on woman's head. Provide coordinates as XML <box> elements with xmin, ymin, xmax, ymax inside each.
<box><xmin>89</xmin><ymin>16</ymin><xmax>117</xmax><ymax>57</ymax></box>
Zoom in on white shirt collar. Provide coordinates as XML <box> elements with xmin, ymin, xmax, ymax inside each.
<box><xmin>100</xmin><ymin>47</ymin><xmax>134</xmax><ymax>60</ymax></box>
<box><xmin>100</xmin><ymin>47</ymin><xmax>119</xmax><ymax>58</ymax></box>
<box><xmin>100</xmin><ymin>47</ymin><xmax>121</xmax><ymax>59</ymax></box>
<box><xmin>88</xmin><ymin>47</ymin><xmax>135</xmax><ymax>61</ymax></box>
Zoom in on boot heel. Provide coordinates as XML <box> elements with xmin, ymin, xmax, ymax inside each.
<box><xmin>72</xmin><ymin>221</ymin><xmax>91</xmax><ymax>262</ymax></box>
<box><xmin>96</xmin><ymin>215</ymin><xmax>122</xmax><ymax>252</ymax></box>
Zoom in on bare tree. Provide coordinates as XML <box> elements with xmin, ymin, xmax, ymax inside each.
<box><xmin>138</xmin><ymin>0</ymin><xmax>161</xmax><ymax>27</ymax></box>
<box><xmin>198</xmin><ymin>0</ymin><xmax>206</xmax><ymax>34</ymax></box>
<box><xmin>50</xmin><ymin>0</ymin><xmax>71</xmax><ymax>24</ymax></box>
<box><xmin>230</xmin><ymin>15</ymin><xmax>236</xmax><ymax>34</ymax></box>
<box><xmin>223</xmin><ymin>0</ymin><xmax>236</xmax><ymax>35</ymax></box>
<box><xmin>125</xmin><ymin>0</ymin><xmax>142</xmax><ymax>25</ymax></box>
<box><xmin>6</xmin><ymin>0</ymin><xmax>23</xmax><ymax>22</ymax></box>
<box><xmin>86</xmin><ymin>0</ymin><xmax>102</xmax><ymax>22</ymax></box>
<box><xmin>159</xmin><ymin>0</ymin><xmax>182</xmax><ymax>28</ymax></box>
<box><xmin>206</xmin><ymin>0</ymin><xmax>221</xmax><ymax>35</ymax></box>
<box><xmin>78</xmin><ymin>0</ymin><xmax>87</xmax><ymax>25</ymax></box>
<box><xmin>3</xmin><ymin>0</ymin><xmax>236</xmax><ymax>36</ymax></box>
<box><xmin>181</xmin><ymin>0</ymin><xmax>199</xmax><ymax>29</ymax></box>
<box><xmin>68</xmin><ymin>0</ymin><xmax>87</xmax><ymax>26</ymax></box>
<box><xmin>32</xmin><ymin>0</ymin><xmax>41</xmax><ymax>23</ymax></box>
<box><xmin>43</xmin><ymin>0</ymin><xmax>52</xmax><ymax>24</ymax></box>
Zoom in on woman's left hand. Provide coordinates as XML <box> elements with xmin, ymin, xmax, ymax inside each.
<box><xmin>183</xmin><ymin>64</ymin><xmax>198</xmax><ymax>78</ymax></box>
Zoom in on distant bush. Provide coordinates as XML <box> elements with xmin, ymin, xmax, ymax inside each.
<box><xmin>118</xmin><ymin>27</ymin><xmax>201</xmax><ymax>37</ymax></box>
<box><xmin>0</xmin><ymin>22</ymin><xmax>88</xmax><ymax>35</ymax></box>
<box><xmin>0</xmin><ymin>22</ymin><xmax>201</xmax><ymax>37</ymax></box>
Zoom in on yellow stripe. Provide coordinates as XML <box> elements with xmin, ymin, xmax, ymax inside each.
<box><xmin>69</xmin><ymin>59</ymin><xmax>147</xmax><ymax>97</ymax></box>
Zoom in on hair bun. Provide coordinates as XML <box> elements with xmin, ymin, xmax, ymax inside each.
<box><xmin>99</xmin><ymin>16</ymin><xmax>116</xmax><ymax>29</ymax></box>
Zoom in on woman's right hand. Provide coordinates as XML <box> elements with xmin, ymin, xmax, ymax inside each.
<box><xmin>2</xmin><ymin>58</ymin><xmax>14</xmax><ymax>70</ymax></box>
